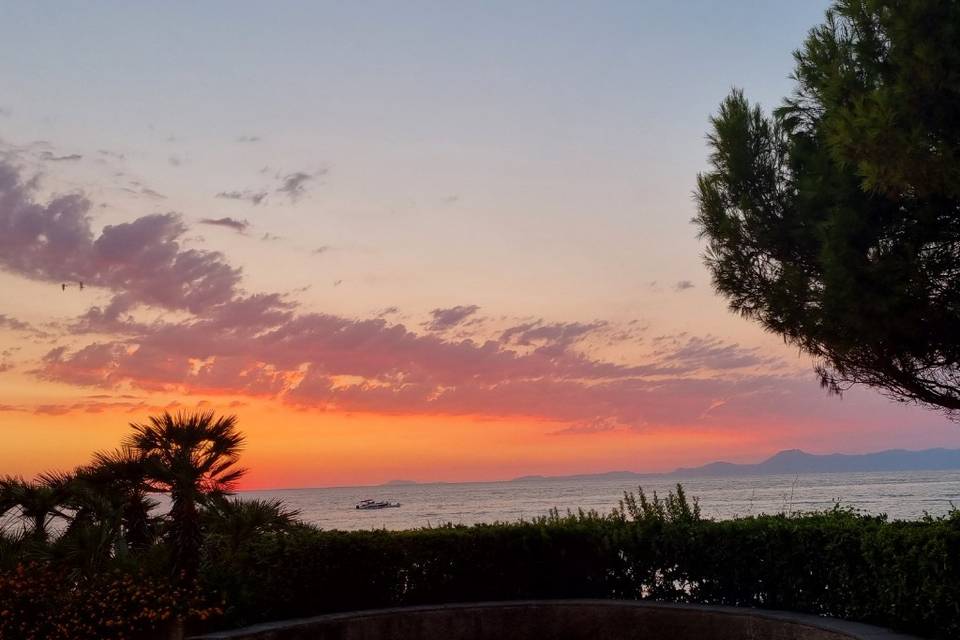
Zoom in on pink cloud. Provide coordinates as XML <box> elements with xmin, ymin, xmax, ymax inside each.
<box><xmin>0</xmin><ymin>160</ymin><xmax>938</xmax><ymax>434</ymax></box>
<box><xmin>35</xmin><ymin>305</ymin><xmax>825</xmax><ymax>430</ymax></box>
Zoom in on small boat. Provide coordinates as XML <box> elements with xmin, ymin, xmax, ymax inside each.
<box><xmin>356</xmin><ymin>499</ymin><xmax>401</xmax><ymax>510</ymax></box>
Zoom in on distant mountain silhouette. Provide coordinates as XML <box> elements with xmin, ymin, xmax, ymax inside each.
<box><xmin>509</xmin><ymin>448</ymin><xmax>960</xmax><ymax>482</ymax></box>
<box><xmin>671</xmin><ymin>448</ymin><xmax>960</xmax><ymax>477</ymax></box>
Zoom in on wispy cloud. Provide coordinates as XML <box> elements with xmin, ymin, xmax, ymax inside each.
<box><xmin>0</xmin><ymin>315</ymin><xmax>33</xmax><ymax>332</ymax></box>
<box><xmin>40</xmin><ymin>151</ymin><xmax>82</xmax><ymax>162</ymax></box>
<box><xmin>199</xmin><ymin>217</ymin><xmax>250</xmax><ymax>233</ymax></box>
<box><xmin>138</xmin><ymin>186</ymin><xmax>166</xmax><ymax>200</ymax></box>
<box><xmin>550</xmin><ymin>417</ymin><xmax>621</xmax><ymax>435</ymax></box>
<box><xmin>277</xmin><ymin>169</ymin><xmax>326</xmax><ymax>202</ymax></box>
<box><xmin>654</xmin><ymin>334</ymin><xmax>776</xmax><ymax>371</ymax></box>
<box><xmin>215</xmin><ymin>168</ymin><xmax>326</xmax><ymax>206</ymax></box>
<box><xmin>500</xmin><ymin>319</ymin><xmax>607</xmax><ymax>356</ymax></box>
<box><xmin>674</xmin><ymin>280</ymin><xmax>695</xmax><ymax>292</ymax></box>
<box><xmin>215</xmin><ymin>190</ymin><xmax>268</xmax><ymax>206</ymax></box>
<box><xmin>425</xmin><ymin>305</ymin><xmax>480</xmax><ymax>331</ymax></box>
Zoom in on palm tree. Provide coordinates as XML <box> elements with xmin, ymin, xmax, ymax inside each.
<box><xmin>44</xmin><ymin>447</ymin><xmax>161</xmax><ymax>573</ymax></box>
<box><xmin>77</xmin><ymin>446</ymin><xmax>158</xmax><ymax>553</ymax></box>
<box><xmin>0</xmin><ymin>473</ymin><xmax>72</xmax><ymax>542</ymax></box>
<box><xmin>0</xmin><ymin>479</ymin><xmax>25</xmax><ymax>566</ymax></box>
<box><xmin>125</xmin><ymin>411</ymin><xmax>246</xmax><ymax>578</ymax></box>
<box><xmin>0</xmin><ymin>477</ymin><xmax>19</xmax><ymax>523</ymax></box>
<box><xmin>1</xmin><ymin>471</ymin><xmax>116</xmax><ymax>572</ymax></box>
<box><xmin>204</xmin><ymin>497</ymin><xmax>300</xmax><ymax>555</ymax></box>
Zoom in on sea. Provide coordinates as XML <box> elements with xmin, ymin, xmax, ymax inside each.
<box><xmin>240</xmin><ymin>469</ymin><xmax>960</xmax><ymax>531</ymax></box>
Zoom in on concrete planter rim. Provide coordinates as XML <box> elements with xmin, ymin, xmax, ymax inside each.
<box><xmin>189</xmin><ymin>599</ymin><xmax>922</xmax><ymax>640</ymax></box>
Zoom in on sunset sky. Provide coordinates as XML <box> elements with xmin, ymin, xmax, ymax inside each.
<box><xmin>1</xmin><ymin>1</ymin><xmax>958</xmax><ymax>489</ymax></box>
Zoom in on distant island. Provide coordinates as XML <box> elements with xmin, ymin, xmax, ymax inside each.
<box><xmin>511</xmin><ymin>448</ymin><xmax>960</xmax><ymax>482</ymax></box>
<box><xmin>382</xmin><ymin>479</ymin><xmax>419</xmax><ymax>486</ymax></box>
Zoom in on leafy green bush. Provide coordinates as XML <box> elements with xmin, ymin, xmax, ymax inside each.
<box><xmin>202</xmin><ymin>488</ymin><xmax>960</xmax><ymax>639</ymax></box>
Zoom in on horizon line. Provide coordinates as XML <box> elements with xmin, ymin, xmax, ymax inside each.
<box><xmin>237</xmin><ymin>444</ymin><xmax>960</xmax><ymax>492</ymax></box>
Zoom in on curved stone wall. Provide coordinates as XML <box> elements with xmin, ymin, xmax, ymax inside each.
<box><xmin>191</xmin><ymin>600</ymin><xmax>920</xmax><ymax>640</ymax></box>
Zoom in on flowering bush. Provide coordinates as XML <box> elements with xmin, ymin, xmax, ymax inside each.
<box><xmin>0</xmin><ymin>562</ymin><xmax>221</xmax><ymax>640</ymax></box>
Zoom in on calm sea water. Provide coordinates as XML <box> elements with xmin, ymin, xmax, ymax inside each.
<box><xmin>240</xmin><ymin>470</ymin><xmax>960</xmax><ymax>531</ymax></box>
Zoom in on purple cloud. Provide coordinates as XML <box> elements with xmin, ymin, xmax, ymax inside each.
<box><xmin>0</xmin><ymin>162</ymin><xmax>240</xmax><ymax>315</ymax></box>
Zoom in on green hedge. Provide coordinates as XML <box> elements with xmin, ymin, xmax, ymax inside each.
<box><xmin>202</xmin><ymin>504</ymin><xmax>960</xmax><ymax>638</ymax></box>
